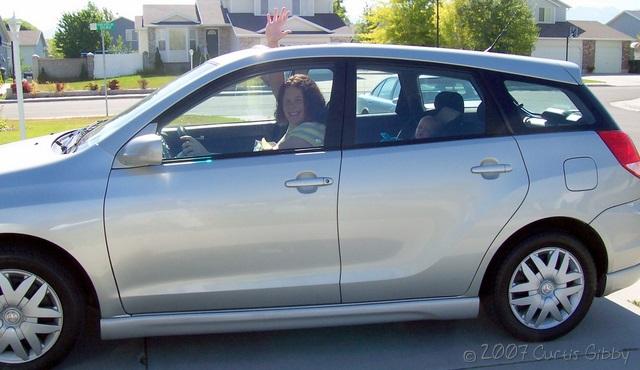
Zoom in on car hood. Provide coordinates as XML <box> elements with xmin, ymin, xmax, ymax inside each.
<box><xmin>0</xmin><ymin>133</ymin><xmax>67</xmax><ymax>175</ymax></box>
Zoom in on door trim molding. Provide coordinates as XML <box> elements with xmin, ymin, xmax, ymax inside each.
<box><xmin>101</xmin><ymin>297</ymin><xmax>478</xmax><ymax>339</ymax></box>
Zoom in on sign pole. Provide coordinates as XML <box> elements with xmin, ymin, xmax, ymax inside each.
<box><xmin>101</xmin><ymin>29</ymin><xmax>109</xmax><ymax>117</ymax></box>
<box><xmin>8</xmin><ymin>15</ymin><xmax>26</xmax><ymax>140</ymax></box>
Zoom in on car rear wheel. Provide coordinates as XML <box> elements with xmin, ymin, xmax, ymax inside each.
<box><xmin>487</xmin><ymin>232</ymin><xmax>596</xmax><ymax>341</ymax></box>
<box><xmin>0</xmin><ymin>247</ymin><xmax>84</xmax><ymax>369</ymax></box>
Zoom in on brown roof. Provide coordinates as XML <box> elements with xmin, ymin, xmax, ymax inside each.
<box><xmin>18</xmin><ymin>30</ymin><xmax>43</xmax><ymax>46</ymax></box>
<box><xmin>538</xmin><ymin>21</ymin><xmax>634</xmax><ymax>40</ymax></box>
<box><xmin>570</xmin><ymin>20</ymin><xmax>634</xmax><ymax>40</ymax></box>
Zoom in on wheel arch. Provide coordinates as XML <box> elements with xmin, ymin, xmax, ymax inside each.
<box><xmin>0</xmin><ymin>233</ymin><xmax>100</xmax><ymax>310</ymax></box>
<box><xmin>480</xmin><ymin>217</ymin><xmax>608</xmax><ymax>299</ymax></box>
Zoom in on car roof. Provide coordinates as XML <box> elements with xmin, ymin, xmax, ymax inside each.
<box><xmin>211</xmin><ymin>43</ymin><xmax>583</xmax><ymax>85</ymax></box>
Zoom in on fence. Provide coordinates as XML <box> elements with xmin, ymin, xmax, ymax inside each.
<box><xmin>33</xmin><ymin>55</ymin><xmax>92</xmax><ymax>82</ymax></box>
<box><xmin>93</xmin><ymin>53</ymin><xmax>143</xmax><ymax>79</ymax></box>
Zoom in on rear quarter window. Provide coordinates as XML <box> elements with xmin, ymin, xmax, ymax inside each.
<box><xmin>504</xmin><ymin>80</ymin><xmax>596</xmax><ymax>130</ymax></box>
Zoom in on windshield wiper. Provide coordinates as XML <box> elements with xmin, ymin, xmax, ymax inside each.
<box><xmin>58</xmin><ymin>119</ymin><xmax>108</xmax><ymax>154</ymax></box>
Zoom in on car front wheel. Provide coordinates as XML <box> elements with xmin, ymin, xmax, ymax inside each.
<box><xmin>488</xmin><ymin>232</ymin><xmax>596</xmax><ymax>341</ymax></box>
<box><xmin>0</xmin><ymin>247</ymin><xmax>84</xmax><ymax>369</ymax></box>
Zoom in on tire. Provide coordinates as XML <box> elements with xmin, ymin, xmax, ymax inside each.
<box><xmin>486</xmin><ymin>232</ymin><xmax>596</xmax><ymax>341</ymax></box>
<box><xmin>0</xmin><ymin>246</ymin><xmax>85</xmax><ymax>370</ymax></box>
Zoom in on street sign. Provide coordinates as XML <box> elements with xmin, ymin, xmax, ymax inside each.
<box><xmin>96</xmin><ymin>22</ymin><xmax>113</xmax><ymax>31</ymax></box>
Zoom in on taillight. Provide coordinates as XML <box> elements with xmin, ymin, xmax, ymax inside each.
<box><xmin>598</xmin><ymin>130</ymin><xmax>640</xmax><ymax>178</ymax></box>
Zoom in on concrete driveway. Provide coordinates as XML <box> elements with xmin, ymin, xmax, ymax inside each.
<box><xmin>55</xmin><ymin>285</ymin><xmax>640</xmax><ymax>369</ymax></box>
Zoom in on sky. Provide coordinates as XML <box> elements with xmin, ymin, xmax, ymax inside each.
<box><xmin>1</xmin><ymin>0</ymin><xmax>639</xmax><ymax>39</ymax></box>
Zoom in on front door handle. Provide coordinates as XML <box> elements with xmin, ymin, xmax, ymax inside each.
<box><xmin>285</xmin><ymin>177</ymin><xmax>333</xmax><ymax>188</ymax></box>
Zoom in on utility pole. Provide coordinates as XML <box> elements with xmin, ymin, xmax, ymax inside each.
<box><xmin>8</xmin><ymin>14</ymin><xmax>26</xmax><ymax>140</ymax></box>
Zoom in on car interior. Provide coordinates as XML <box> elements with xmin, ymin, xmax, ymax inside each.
<box><xmin>353</xmin><ymin>70</ymin><xmax>487</xmax><ymax>145</ymax></box>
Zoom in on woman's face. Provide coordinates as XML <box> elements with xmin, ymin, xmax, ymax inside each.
<box><xmin>282</xmin><ymin>86</ymin><xmax>306</xmax><ymax>126</ymax></box>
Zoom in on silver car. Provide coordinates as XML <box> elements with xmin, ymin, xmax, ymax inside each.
<box><xmin>1</xmin><ymin>44</ymin><xmax>640</xmax><ymax>369</ymax></box>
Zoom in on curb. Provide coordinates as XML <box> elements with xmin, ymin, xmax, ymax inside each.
<box><xmin>0</xmin><ymin>94</ymin><xmax>149</xmax><ymax>104</ymax></box>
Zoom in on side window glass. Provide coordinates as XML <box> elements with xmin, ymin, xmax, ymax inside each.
<box><xmin>353</xmin><ymin>66</ymin><xmax>486</xmax><ymax>147</ymax></box>
<box><xmin>504</xmin><ymin>80</ymin><xmax>595</xmax><ymax>129</ymax></box>
<box><xmin>356</xmin><ymin>70</ymin><xmax>400</xmax><ymax>115</ymax></box>
<box><xmin>160</xmin><ymin>68</ymin><xmax>334</xmax><ymax>159</ymax></box>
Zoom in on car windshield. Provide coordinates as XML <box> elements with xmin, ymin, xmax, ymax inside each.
<box><xmin>77</xmin><ymin>61</ymin><xmax>219</xmax><ymax>148</ymax></box>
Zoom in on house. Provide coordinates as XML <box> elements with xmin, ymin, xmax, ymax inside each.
<box><xmin>136</xmin><ymin>0</ymin><xmax>353</xmax><ymax>72</ymax></box>
<box><xmin>607</xmin><ymin>10</ymin><xmax>640</xmax><ymax>60</ymax></box>
<box><xmin>527</xmin><ymin>0</ymin><xmax>634</xmax><ymax>73</ymax></box>
<box><xmin>17</xmin><ymin>30</ymin><xmax>47</xmax><ymax>72</ymax></box>
<box><xmin>110</xmin><ymin>16</ymin><xmax>138</xmax><ymax>51</ymax></box>
<box><xmin>0</xmin><ymin>17</ymin><xmax>13</xmax><ymax>78</ymax></box>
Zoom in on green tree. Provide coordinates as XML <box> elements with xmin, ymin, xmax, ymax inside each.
<box><xmin>109</xmin><ymin>35</ymin><xmax>132</xmax><ymax>54</ymax></box>
<box><xmin>333</xmin><ymin>0</ymin><xmax>349</xmax><ymax>24</ymax></box>
<box><xmin>46</xmin><ymin>39</ymin><xmax>65</xmax><ymax>59</ymax></box>
<box><xmin>356</xmin><ymin>0</ymin><xmax>438</xmax><ymax>47</ymax></box>
<box><xmin>441</xmin><ymin>0</ymin><xmax>538</xmax><ymax>55</ymax></box>
<box><xmin>53</xmin><ymin>1</ymin><xmax>113</xmax><ymax>57</ymax></box>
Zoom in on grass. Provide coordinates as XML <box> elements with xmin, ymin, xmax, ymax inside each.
<box><xmin>633</xmin><ymin>300</ymin><xmax>640</xmax><ymax>309</ymax></box>
<box><xmin>583</xmin><ymin>79</ymin><xmax>604</xmax><ymax>84</ymax></box>
<box><xmin>0</xmin><ymin>117</ymin><xmax>104</xmax><ymax>145</ymax></box>
<box><xmin>32</xmin><ymin>74</ymin><xmax>178</xmax><ymax>93</ymax></box>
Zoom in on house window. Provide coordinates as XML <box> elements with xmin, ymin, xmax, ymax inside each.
<box><xmin>538</xmin><ymin>7</ymin><xmax>553</xmax><ymax>23</ymax></box>
<box><xmin>169</xmin><ymin>29</ymin><xmax>186</xmax><ymax>51</ymax></box>
<box><xmin>292</xmin><ymin>0</ymin><xmax>301</xmax><ymax>15</ymax></box>
<box><xmin>189</xmin><ymin>29</ymin><xmax>197</xmax><ymax>50</ymax></box>
<box><xmin>125</xmin><ymin>29</ymin><xmax>138</xmax><ymax>42</ymax></box>
<box><xmin>261</xmin><ymin>0</ymin><xmax>269</xmax><ymax>15</ymax></box>
<box><xmin>157</xmin><ymin>31</ymin><xmax>167</xmax><ymax>51</ymax></box>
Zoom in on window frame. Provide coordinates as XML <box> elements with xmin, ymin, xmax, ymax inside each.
<box><xmin>343</xmin><ymin>59</ymin><xmax>509</xmax><ymax>150</ymax></box>
<box><xmin>153</xmin><ymin>58</ymin><xmax>347</xmax><ymax>162</ymax></box>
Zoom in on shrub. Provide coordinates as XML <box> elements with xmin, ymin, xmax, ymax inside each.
<box><xmin>55</xmin><ymin>82</ymin><xmax>65</xmax><ymax>92</ymax></box>
<box><xmin>586</xmin><ymin>65</ymin><xmax>595</xmax><ymax>74</ymax></box>
<box><xmin>0</xmin><ymin>73</ymin><xmax>3</xmax><ymax>85</ymax></box>
<box><xmin>79</xmin><ymin>63</ymin><xmax>89</xmax><ymax>81</ymax></box>
<box><xmin>37</xmin><ymin>68</ymin><xmax>50</xmax><ymax>84</ymax></box>
<box><xmin>630</xmin><ymin>60</ymin><xmax>640</xmax><ymax>74</ymax></box>
<box><xmin>154</xmin><ymin>48</ymin><xmax>164</xmax><ymax>74</ymax></box>
<box><xmin>137</xmin><ymin>78</ymin><xmax>149</xmax><ymax>89</ymax></box>
<box><xmin>85</xmin><ymin>82</ymin><xmax>99</xmax><ymax>91</ymax></box>
<box><xmin>11</xmin><ymin>79</ymin><xmax>33</xmax><ymax>94</ymax></box>
<box><xmin>0</xmin><ymin>106</ymin><xmax>7</xmax><ymax>132</ymax></box>
<box><xmin>108</xmin><ymin>79</ymin><xmax>120</xmax><ymax>90</ymax></box>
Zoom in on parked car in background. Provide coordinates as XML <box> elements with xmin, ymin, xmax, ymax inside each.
<box><xmin>1</xmin><ymin>44</ymin><xmax>640</xmax><ymax>369</ymax></box>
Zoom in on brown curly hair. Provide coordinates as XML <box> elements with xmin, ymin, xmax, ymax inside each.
<box><xmin>275</xmin><ymin>74</ymin><xmax>327</xmax><ymax>124</ymax></box>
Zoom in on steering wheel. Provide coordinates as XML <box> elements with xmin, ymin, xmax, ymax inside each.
<box><xmin>159</xmin><ymin>125</ymin><xmax>188</xmax><ymax>159</ymax></box>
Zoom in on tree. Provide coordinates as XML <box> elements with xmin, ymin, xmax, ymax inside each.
<box><xmin>46</xmin><ymin>39</ymin><xmax>65</xmax><ymax>59</ymax></box>
<box><xmin>109</xmin><ymin>35</ymin><xmax>132</xmax><ymax>54</ymax></box>
<box><xmin>441</xmin><ymin>0</ymin><xmax>538</xmax><ymax>55</ymax></box>
<box><xmin>53</xmin><ymin>1</ymin><xmax>113</xmax><ymax>57</ymax></box>
<box><xmin>356</xmin><ymin>0</ymin><xmax>438</xmax><ymax>47</ymax></box>
<box><xmin>333</xmin><ymin>0</ymin><xmax>349</xmax><ymax>25</ymax></box>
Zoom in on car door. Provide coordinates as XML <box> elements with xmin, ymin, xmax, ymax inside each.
<box><xmin>104</xmin><ymin>62</ymin><xmax>345</xmax><ymax>314</ymax></box>
<box><xmin>338</xmin><ymin>61</ymin><xmax>529</xmax><ymax>302</ymax></box>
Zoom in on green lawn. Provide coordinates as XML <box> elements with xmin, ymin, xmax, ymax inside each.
<box><xmin>634</xmin><ymin>300</ymin><xmax>640</xmax><ymax>309</ymax></box>
<box><xmin>583</xmin><ymin>79</ymin><xmax>604</xmax><ymax>84</ymax></box>
<box><xmin>0</xmin><ymin>117</ymin><xmax>104</xmax><ymax>145</ymax></box>
<box><xmin>34</xmin><ymin>74</ymin><xmax>178</xmax><ymax>93</ymax></box>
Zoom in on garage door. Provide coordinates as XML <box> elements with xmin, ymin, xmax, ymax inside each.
<box><xmin>532</xmin><ymin>39</ymin><xmax>582</xmax><ymax>67</ymax></box>
<box><xmin>595</xmin><ymin>41</ymin><xmax>622</xmax><ymax>74</ymax></box>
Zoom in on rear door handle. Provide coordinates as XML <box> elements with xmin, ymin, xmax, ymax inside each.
<box><xmin>471</xmin><ymin>164</ymin><xmax>512</xmax><ymax>175</ymax></box>
<box><xmin>285</xmin><ymin>177</ymin><xmax>334</xmax><ymax>188</ymax></box>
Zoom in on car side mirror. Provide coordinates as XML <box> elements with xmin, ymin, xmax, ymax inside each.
<box><xmin>114</xmin><ymin>134</ymin><xmax>163</xmax><ymax>168</ymax></box>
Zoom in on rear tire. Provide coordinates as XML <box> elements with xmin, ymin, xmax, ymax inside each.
<box><xmin>486</xmin><ymin>232</ymin><xmax>596</xmax><ymax>341</ymax></box>
<box><xmin>0</xmin><ymin>246</ymin><xmax>85</xmax><ymax>369</ymax></box>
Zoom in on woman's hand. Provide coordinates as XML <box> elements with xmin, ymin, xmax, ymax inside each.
<box><xmin>265</xmin><ymin>7</ymin><xmax>291</xmax><ymax>48</ymax></box>
<box><xmin>178</xmin><ymin>136</ymin><xmax>209</xmax><ymax>157</ymax></box>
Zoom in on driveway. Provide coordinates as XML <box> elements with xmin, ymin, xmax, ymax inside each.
<box><xmin>55</xmin><ymin>287</ymin><xmax>640</xmax><ymax>369</ymax></box>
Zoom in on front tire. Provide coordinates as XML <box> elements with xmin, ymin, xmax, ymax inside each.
<box><xmin>0</xmin><ymin>247</ymin><xmax>85</xmax><ymax>369</ymax></box>
<box><xmin>487</xmin><ymin>232</ymin><xmax>596</xmax><ymax>341</ymax></box>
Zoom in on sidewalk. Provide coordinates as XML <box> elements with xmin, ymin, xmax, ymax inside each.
<box><xmin>584</xmin><ymin>74</ymin><xmax>640</xmax><ymax>87</ymax></box>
